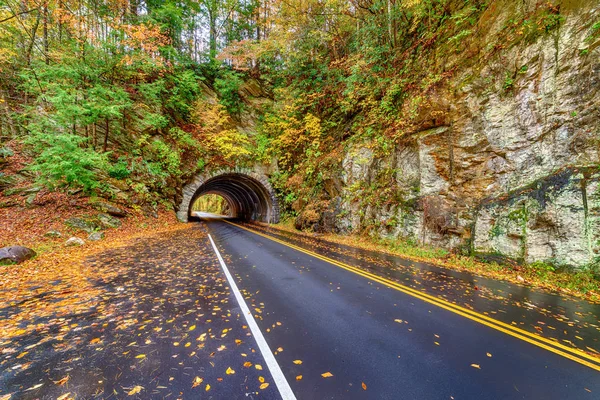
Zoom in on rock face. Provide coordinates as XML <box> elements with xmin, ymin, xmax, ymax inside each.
<box><xmin>98</xmin><ymin>213</ymin><xmax>122</xmax><ymax>229</ymax></box>
<box><xmin>0</xmin><ymin>246</ymin><xmax>36</xmax><ymax>264</ymax></box>
<box><xmin>65</xmin><ymin>217</ymin><xmax>99</xmax><ymax>233</ymax></box>
<box><xmin>90</xmin><ymin>201</ymin><xmax>127</xmax><ymax>217</ymax></box>
<box><xmin>326</xmin><ymin>3</ymin><xmax>600</xmax><ymax>269</ymax></box>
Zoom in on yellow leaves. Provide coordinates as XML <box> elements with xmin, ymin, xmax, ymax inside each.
<box><xmin>470</xmin><ymin>364</ymin><xmax>481</xmax><ymax>369</ymax></box>
<box><xmin>255</xmin><ymin>364</ymin><xmax>263</xmax><ymax>370</ymax></box>
<box><xmin>89</xmin><ymin>338</ymin><xmax>101</xmax><ymax>345</ymax></box>
<box><xmin>321</xmin><ymin>372</ymin><xmax>333</xmax><ymax>378</ymax></box>
<box><xmin>394</xmin><ymin>319</ymin><xmax>403</xmax><ymax>323</ymax></box>
<box><xmin>434</xmin><ymin>342</ymin><xmax>440</xmax><ymax>346</ymax></box>
<box><xmin>198</xmin><ymin>333</ymin><xmax>207</xmax><ymax>342</ymax></box>
<box><xmin>135</xmin><ymin>354</ymin><xmax>146</xmax><ymax>359</ymax></box>
<box><xmin>217</xmin><ymin>345</ymin><xmax>226</xmax><ymax>351</ymax></box>
<box><xmin>296</xmin><ymin>375</ymin><xmax>303</xmax><ymax>381</ymax></box>
<box><xmin>0</xmin><ymin>395</ymin><xmax>11</xmax><ymax>400</ymax></box>
<box><xmin>185</xmin><ymin>342</ymin><xmax>191</xmax><ymax>348</ymax></box>
<box><xmin>243</xmin><ymin>361</ymin><xmax>253</xmax><ymax>368</ymax></box>
<box><xmin>235</xmin><ymin>339</ymin><xmax>242</xmax><ymax>345</ymax></box>
<box><xmin>127</xmin><ymin>385</ymin><xmax>143</xmax><ymax>395</ymax></box>
<box><xmin>486</xmin><ymin>352</ymin><xmax>492</xmax><ymax>358</ymax></box>
<box><xmin>260</xmin><ymin>383</ymin><xmax>270</xmax><ymax>390</ymax></box>
<box><xmin>362</xmin><ymin>382</ymin><xmax>367</xmax><ymax>391</ymax></box>
<box><xmin>293</xmin><ymin>360</ymin><xmax>302</xmax><ymax>365</ymax></box>
<box><xmin>188</xmin><ymin>325</ymin><xmax>196</xmax><ymax>331</ymax></box>
<box><xmin>16</xmin><ymin>351</ymin><xmax>28</xmax><ymax>359</ymax></box>
<box><xmin>277</xmin><ymin>347</ymin><xmax>284</xmax><ymax>352</ymax></box>
<box><xmin>192</xmin><ymin>376</ymin><xmax>203</xmax><ymax>388</ymax></box>
<box><xmin>258</xmin><ymin>376</ymin><xmax>265</xmax><ymax>383</ymax></box>
<box><xmin>57</xmin><ymin>393</ymin><xmax>72</xmax><ymax>400</ymax></box>
<box><xmin>226</xmin><ymin>367</ymin><xmax>235</xmax><ymax>375</ymax></box>
<box><xmin>205</xmin><ymin>384</ymin><xmax>211</xmax><ymax>391</ymax></box>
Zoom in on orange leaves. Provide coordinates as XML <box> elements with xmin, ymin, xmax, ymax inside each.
<box><xmin>362</xmin><ymin>382</ymin><xmax>367</xmax><ymax>390</ymax></box>
<box><xmin>243</xmin><ymin>361</ymin><xmax>253</xmax><ymax>368</ymax></box>
<box><xmin>321</xmin><ymin>372</ymin><xmax>333</xmax><ymax>378</ymax></box>
<box><xmin>293</xmin><ymin>360</ymin><xmax>302</xmax><ymax>365</ymax></box>
<box><xmin>53</xmin><ymin>376</ymin><xmax>70</xmax><ymax>386</ymax></box>
<box><xmin>296</xmin><ymin>375</ymin><xmax>303</xmax><ymax>381</ymax></box>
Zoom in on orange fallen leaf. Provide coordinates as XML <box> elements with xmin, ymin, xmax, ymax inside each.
<box><xmin>54</xmin><ymin>376</ymin><xmax>70</xmax><ymax>386</ymax></box>
<box><xmin>321</xmin><ymin>372</ymin><xmax>333</xmax><ymax>378</ymax></box>
<box><xmin>296</xmin><ymin>375</ymin><xmax>303</xmax><ymax>381</ymax></box>
<box><xmin>293</xmin><ymin>360</ymin><xmax>302</xmax><ymax>365</ymax></box>
<box><xmin>243</xmin><ymin>361</ymin><xmax>252</xmax><ymax>368</ymax></box>
<box><xmin>362</xmin><ymin>382</ymin><xmax>367</xmax><ymax>390</ymax></box>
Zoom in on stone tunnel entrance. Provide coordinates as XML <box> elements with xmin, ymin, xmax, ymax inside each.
<box><xmin>176</xmin><ymin>170</ymin><xmax>279</xmax><ymax>223</ymax></box>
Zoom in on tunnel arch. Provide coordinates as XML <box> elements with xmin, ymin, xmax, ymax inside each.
<box><xmin>177</xmin><ymin>169</ymin><xmax>279</xmax><ymax>223</ymax></box>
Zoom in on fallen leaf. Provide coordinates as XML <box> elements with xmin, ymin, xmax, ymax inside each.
<box><xmin>362</xmin><ymin>382</ymin><xmax>367</xmax><ymax>390</ymax></box>
<box><xmin>255</xmin><ymin>364</ymin><xmax>263</xmax><ymax>370</ymax></box>
<box><xmin>296</xmin><ymin>375</ymin><xmax>303</xmax><ymax>381</ymax></box>
<box><xmin>258</xmin><ymin>376</ymin><xmax>265</xmax><ymax>383</ymax></box>
<box><xmin>243</xmin><ymin>361</ymin><xmax>252</xmax><ymax>368</ymax></box>
<box><xmin>321</xmin><ymin>372</ymin><xmax>333</xmax><ymax>378</ymax></box>
<box><xmin>226</xmin><ymin>367</ymin><xmax>235</xmax><ymax>375</ymax></box>
<box><xmin>135</xmin><ymin>354</ymin><xmax>146</xmax><ymax>359</ymax></box>
<box><xmin>57</xmin><ymin>393</ymin><xmax>72</xmax><ymax>400</ymax></box>
<box><xmin>277</xmin><ymin>347</ymin><xmax>283</xmax><ymax>352</ymax></box>
<box><xmin>394</xmin><ymin>319</ymin><xmax>403</xmax><ymax>323</ymax></box>
<box><xmin>486</xmin><ymin>353</ymin><xmax>492</xmax><ymax>358</ymax></box>
<box><xmin>260</xmin><ymin>383</ymin><xmax>269</xmax><ymax>390</ymax></box>
<box><xmin>205</xmin><ymin>384</ymin><xmax>211</xmax><ymax>391</ymax></box>
<box><xmin>192</xmin><ymin>376</ymin><xmax>203</xmax><ymax>388</ymax></box>
<box><xmin>0</xmin><ymin>394</ymin><xmax>12</xmax><ymax>400</ymax></box>
<box><xmin>189</xmin><ymin>325</ymin><xmax>196</xmax><ymax>331</ymax></box>
<box><xmin>470</xmin><ymin>364</ymin><xmax>481</xmax><ymax>369</ymax></box>
<box><xmin>127</xmin><ymin>385</ymin><xmax>143</xmax><ymax>395</ymax></box>
<box><xmin>54</xmin><ymin>376</ymin><xmax>70</xmax><ymax>386</ymax></box>
<box><xmin>293</xmin><ymin>360</ymin><xmax>302</xmax><ymax>365</ymax></box>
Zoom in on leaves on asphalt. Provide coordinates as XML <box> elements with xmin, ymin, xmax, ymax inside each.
<box><xmin>321</xmin><ymin>372</ymin><xmax>333</xmax><ymax>378</ymax></box>
<box><xmin>471</xmin><ymin>364</ymin><xmax>481</xmax><ymax>369</ymax></box>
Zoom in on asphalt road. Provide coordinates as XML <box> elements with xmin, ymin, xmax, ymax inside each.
<box><xmin>2</xmin><ymin>218</ymin><xmax>599</xmax><ymax>399</ymax></box>
<box><xmin>205</xmin><ymin>218</ymin><xmax>600</xmax><ymax>400</ymax></box>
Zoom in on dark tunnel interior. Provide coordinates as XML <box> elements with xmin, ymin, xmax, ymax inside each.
<box><xmin>187</xmin><ymin>173</ymin><xmax>276</xmax><ymax>223</ymax></box>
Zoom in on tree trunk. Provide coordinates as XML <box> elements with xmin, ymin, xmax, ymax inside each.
<box><xmin>103</xmin><ymin>118</ymin><xmax>109</xmax><ymax>152</ymax></box>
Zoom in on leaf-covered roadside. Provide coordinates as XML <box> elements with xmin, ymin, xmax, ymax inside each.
<box><xmin>1</xmin><ymin>223</ymin><xmax>279</xmax><ymax>399</ymax></box>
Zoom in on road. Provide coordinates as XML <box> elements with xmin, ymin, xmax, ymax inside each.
<box><xmin>204</xmin><ymin>218</ymin><xmax>600</xmax><ymax>399</ymax></box>
<box><xmin>1</xmin><ymin>217</ymin><xmax>599</xmax><ymax>399</ymax></box>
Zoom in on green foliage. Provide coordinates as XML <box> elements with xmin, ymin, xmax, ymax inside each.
<box><xmin>26</xmin><ymin>133</ymin><xmax>106</xmax><ymax>192</ymax></box>
<box><xmin>108</xmin><ymin>159</ymin><xmax>132</xmax><ymax>180</ymax></box>
<box><xmin>214</xmin><ymin>70</ymin><xmax>244</xmax><ymax>115</ymax></box>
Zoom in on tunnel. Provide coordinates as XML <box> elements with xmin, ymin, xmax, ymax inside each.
<box><xmin>178</xmin><ymin>171</ymin><xmax>279</xmax><ymax>223</ymax></box>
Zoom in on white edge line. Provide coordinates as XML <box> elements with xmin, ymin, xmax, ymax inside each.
<box><xmin>208</xmin><ymin>234</ymin><xmax>297</xmax><ymax>400</ymax></box>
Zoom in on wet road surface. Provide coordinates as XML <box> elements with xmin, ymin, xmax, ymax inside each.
<box><xmin>206</xmin><ymin>218</ymin><xmax>600</xmax><ymax>399</ymax></box>
<box><xmin>2</xmin><ymin>218</ymin><xmax>600</xmax><ymax>399</ymax></box>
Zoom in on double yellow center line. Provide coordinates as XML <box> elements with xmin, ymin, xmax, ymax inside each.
<box><xmin>223</xmin><ymin>220</ymin><xmax>600</xmax><ymax>372</ymax></box>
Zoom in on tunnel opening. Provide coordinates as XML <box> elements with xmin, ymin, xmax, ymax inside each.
<box><xmin>191</xmin><ymin>194</ymin><xmax>231</xmax><ymax>217</ymax></box>
<box><xmin>184</xmin><ymin>172</ymin><xmax>279</xmax><ymax>223</ymax></box>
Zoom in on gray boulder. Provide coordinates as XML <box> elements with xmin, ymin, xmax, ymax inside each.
<box><xmin>44</xmin><ymin>230</ymin><xmax>62</xmax><ymax>238</ymax></box>
<box><xmin>88</xmin><ymin>231</ymin><xmax>105</xmax><ymax>241</ymax></box>
<box><xmin>0</xmin><ymin>246</ymin><xmax>36</xmax><ymax>264</ymax></box>
<box><xmin>91</xmin><ymin>201</ymin><xmax>127</xmax><ymax>217</ymax></box>
<box><xmin>65</xmin><ymin>217</ymin><xmax>99</xmax><ymax>233</ymax></box>
<box><xmin>98</xmin><ymin>213</ymin><xmax>122</xmax><ymax>229</ymax></box>
<box><xmin>65</xmin><ymin>237</ymin><xmax>85</xmax><ymax>247</ymax></box>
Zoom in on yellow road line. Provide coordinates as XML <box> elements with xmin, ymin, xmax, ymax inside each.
<box><xmin>222</xmin><ymin>219</ymin><xmax>600</xmax><ymax>372</ymax></box>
